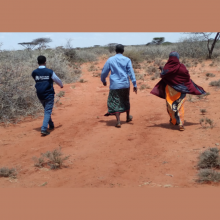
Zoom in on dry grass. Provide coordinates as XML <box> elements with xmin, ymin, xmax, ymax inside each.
<box><xmin>206</xmin><ymin>73</ymin><xmax>215</xmax><ymax>77</ymax></box>
<box><xmin>209</xmin><ymin>80</ymin><xmax>220</xmax><ymax>87</ymax></box>
<box><xmin>200</xmin><ymin>118</ymin><xmax>214</xmax><ymax>129</ymax></box>
<box><xmin>200</xmin><ymin>109</ymin><xmax>207</xmax><ymax>115</ymax></box>
<box><xmin>139</xmin><ymin>84</ymin><xmax>150</xmax><ymax>90</ymax></box>
<box><xmin>79</xmin><ymin>79</ymin><xmax>87</xmax><ymax>83</ymax></box>
<box><xmin>197</xmin><ymin>169</ymin><xmax>220</xmax><ymax>183</ymax></box>
<box><xmin>33</xmin><ymin>147</ymin><xmax>70</xmax><ymax>170</ymax></box>
<box><xmin>197</xmin><ymin>148</ymin><xmax>220</xmax><ymax>169</ymax></box>
<box><xmin>0</xmin><ymin>167</ymin><xmax>17</xmax><ymax>178</ymax></box>
<box><xmin>56</xmin><ymin>91</ymin><xmax>65</xmax><ymax>98</ymax></box>
<box><xmin>0</xmin><ymin>48</ymin><xmax>81</xmax><ymax>124</ymax></box>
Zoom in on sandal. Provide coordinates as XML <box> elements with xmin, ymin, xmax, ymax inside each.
<box><xmin>179</xmin><ymin>125</ymin><xmax>185</xmax><ymax>131</ymax></box>
<box><xmin>115</xmin><ymin>122</ymin><xmax>121</xmax><ymax>128</ymax></box>
<box><xmin>126</xmin><ymin>115</ymin><xmax>133</xmax><ymax>123</ymax></box>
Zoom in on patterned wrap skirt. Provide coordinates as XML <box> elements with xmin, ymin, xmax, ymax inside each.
<box><xmin>104</xmin><ymin>88</ymin><xmax>130</xmax><ymax>116</ymax></box>
<box><xmin>166</xmin><ymin>85</ymin><xmax>186</xmax><ymax>126</ymax></box>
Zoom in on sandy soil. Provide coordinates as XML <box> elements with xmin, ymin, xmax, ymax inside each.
<box><xmin>0</xmin><ymin>59</ymin><xmax>220</xmax><ymax>188</ymax></box>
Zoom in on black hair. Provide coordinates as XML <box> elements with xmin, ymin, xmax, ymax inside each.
<box><xmin>115</xmin><ymin>44</ymin><xmax>124</xmax><ymax>54</ymax></box>
<box><xmin>37</xmin><ymin>55</ymin><xmax>46</xmax><ymax>65</ymax></box>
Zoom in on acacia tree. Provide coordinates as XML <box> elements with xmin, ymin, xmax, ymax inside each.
<box><xmin>189</xmin><ymin>32</ymin><xmax>220</xmax><ymax>59</ymax></box>
<box><xmin>146</xmin><ymin>37</ymin><xmax>165</xmax><ymax>46</ymax></box>
<box><xmin>18</xmin><ymin>42</ymin><xmax>38</xmax><ymax>51</ymax></box>
<box><xmin>32</xmin><ymin>37</ymin><xmax>52</xmax><ymax>51</ymax></box>
<box><xmin>152</xmin><ymin>37</ymin><xmax>165</xmax><ymax>45</ymax></box>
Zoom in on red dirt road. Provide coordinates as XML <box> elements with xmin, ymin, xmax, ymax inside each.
<box><xmin>0</xmin><ymin>60</ymin><xmax>220</xmax><ymax>188</ymax></box>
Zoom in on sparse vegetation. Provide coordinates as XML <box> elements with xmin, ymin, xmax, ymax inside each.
<box><xmin>196</xmin><ymin>148</ymin><xmax>220</xmax><ymax>184</ymax></box>
<box><xmin>33</xmin><ymin>147</ymin><xmax>70</xmax><ymax>169</ymax></box>
<box><xmin>206</xmin><ymin>73</ymin><xmax>215</xmax><ymax>77</ymax></box>
<box><xmin>200</xmin><ymin>118</ymin><xmax>214</xmax><ymax>129</ymax></box>
<box><xmin>209</xmin><ymin>80</ymin><xmax>220</xmax><ymax>87</ymax></box>
<box><xmin>200</xmin><ymin>109</ymin><xmax>207</xmax><ymax>115</ymax></box>
<box><xmin>88</xmin><ymin>64</ymin><xmax>98</xmax><ymax>72</ymax></box>
<box><xmin>135</xmin><ymin>73</ymin><xmax>144</xmax><ymax>81</ymax></box>
<box><xmin>139</xmin><ymin>84</ymin><xmax>150</xmax><ymax>90</ymax></box>
<box><xmin>56</xmin><ymin>91</ymin><xmax>65</xmax><ymax>98</ymax></box>
<box><xmin>79</xmin><ymin>79</ymin><xmax>87</xmax><ymax>83</ymax></box>
<box><xmin>198</xmin><ymin>148</ymin><xmax>220</xmax><ymax>169</ymax></box>
<box><xmin>0</xmin><ymin>167</ymin><xmax>17</xmax><ymax>178</ymax></box>
<box><xmin>197</xmin><ymin>169</ymin><xmax>220</xmax><ymax>183</ymax></box>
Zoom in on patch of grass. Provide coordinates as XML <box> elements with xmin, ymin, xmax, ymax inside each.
<box><xmin>93</xmin><ymin>72</ymin><xmax>101</xmax><ymax>77</ymax></box>
<box><xmin>209</xmin><ymin>80</ymin><xmax>220</xmax><ymax>87</ymax></box>
<box><xmin>185</xmin><ymin>62</ymin><xmax>191</xmax><ymax>68</ymax></box>
<box><xmin>123</xmin><ymin>50</ymin><xmax>144</xmax><ymax>64</ymax></box>
<box><xmin>33</xmin><ymin>147</ymin><xmax>70</xmax><ymax>170</ymax></box>
<box><xmin>154</xmin><ymin>58</ymin><xmax>162</xmax><ymax>66</ymax></box>
<box><xmin>139</xmin><ymin>84</ymin><xmax>150</xmax><ymax>91</ymax></box>
<box><xmin>197</xmin><ymin>169</ymin><xmax>220</xmax><ymax>183</ymax></box>
<box><xmin>200</xmin><ymin>118</ymin><xmax>214</xmax><ymax>129</ymax></box>
<box><xmin>79</xmin><ymin>79</ymin><xmax>87</xmax><ymax>83</ymax></box>
<box><xmin>135</xmin><ymin>73</ymin><xmax>144</xmax><ymax>81</ymax></box>
<box><xmin>147</xmin><ymin>66</ymin><xmax>157</xmax><ymax>75</ymax></box>
<box><xmin>88</xmin><ymin>64</ymin><xmax>98</xmax><ymax>72</ymax></box>
<box><xmin>206</xmin><ymin>73</ymin><xmax>215</xmax><ymax>77</ymax></box>
<box><xmin>200</xmin><ymin>109</ymin><xmax>207</xmax><ymax>115</ymax></box>
<box><xmin>0</xmin><ymin>167</ymin><xmax>17</xmax><ymax>178</ymax></box>
<box><xmin>197</xmin><ymin>148</ymin><xmax>220</xmax><ymax>169</ymax></box>
<box><xmin>71</xmin><ymin>85</ymin><xmax>75</xmax><ymax>89</ymax></box>
<box><xmin>73</xmin><ymin>69</ymin><xmax>82</xmax><ymax>75</ymax></box>
<box><xmin>56</xmin><ymin>91</ymin><xmax>65</xmax><ymax>98</ymax></box>
<box><xmin>133</xmin><ymin>62</ymin><xmax>142</xmax><ymax>69</ymax></box>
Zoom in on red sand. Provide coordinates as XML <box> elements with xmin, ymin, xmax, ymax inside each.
<box><xmin>0</xmin><ymin>60</ymin><xmax>220</xmax><ymax>188</ymax></box>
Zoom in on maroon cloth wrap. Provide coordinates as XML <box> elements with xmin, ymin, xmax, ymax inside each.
<box><xmin>150</xmin><ymin>54</ymin><xmax>206</xmax><ymax>99</ymax></box>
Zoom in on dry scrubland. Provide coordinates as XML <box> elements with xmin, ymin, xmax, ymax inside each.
<box><xmin>1</xmin><ymin>40</ymin><xmax>220</xmax><ymax>124</ymax></box>
<box><xmin>1</xmin><ymin>39</ymin><xmax>220</xmax><ymax>186</ymax></box>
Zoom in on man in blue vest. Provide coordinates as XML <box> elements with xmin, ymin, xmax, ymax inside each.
<box><xmin>32</xmin><ymin>55</ymin><xmax>63</xmax><ymax>136</ymax></box>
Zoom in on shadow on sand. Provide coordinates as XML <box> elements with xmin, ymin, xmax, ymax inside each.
<box><xmin>146</xmin><ymin>121</ymin><xmax>199</xmax><ymax>130</ymax></box>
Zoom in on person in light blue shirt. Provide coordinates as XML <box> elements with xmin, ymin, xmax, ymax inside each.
<box><xmin>101</xmin><ymin>44</ymin><xmax>137</xmax><ymax>128</ymax></box>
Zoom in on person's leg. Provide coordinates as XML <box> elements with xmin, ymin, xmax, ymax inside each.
<box><xmin>115</xmin><ymin>112</ymin><xmax>121</xmax><ymax>127</ymax></box>
<box><xmin>126</xmin><ymin>110</ymin><xmax>130</xmax><ymax>120</ymax></box>
<box><xmin>48</xmin><ymin>116</ymin><xmax>54</xmax><ymax>129</ymax></box>
<box><xmin>41</xmin><ymin>98</ymin><xmax>54</xmax><ymax>132</ymax></box>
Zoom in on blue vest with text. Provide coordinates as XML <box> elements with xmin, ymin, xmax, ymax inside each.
<box><xmin>32</xmin><ymin>68</ymin><xmax>55</xmax><ymax>100</ymax></box>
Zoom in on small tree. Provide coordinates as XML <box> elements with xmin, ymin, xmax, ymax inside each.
<box><xmin>32</xmin><ymin>37</ymin><xmax>52</xmax><ymax>51</ymax></box>
<box><xmin>18</xmin><ymin>42</ymin><xmax>38</xmax><ymax>51</ymax></box>
<box><xmin>188</xmin><ymin>32</ymin><xmax>220</xmax><ymax>59</ymax></box>
<box><xmin>152</xmin><ymin>37</ymin><xmax>165</xmax><ymax>45</ymax></box>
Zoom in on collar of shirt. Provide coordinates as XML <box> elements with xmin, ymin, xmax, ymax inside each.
<box><xmin>115</xmin><ymin>53</ymin><xmax>123</xmax><ymax>56</ymax></box>
<box><xmin>38</xmin><ymin>66</ymin><xmax>46</xmax><ymax>69</ymax></box>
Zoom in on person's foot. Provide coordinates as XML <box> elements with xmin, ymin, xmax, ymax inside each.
<box><xmin>41</xmin><ymin>130</ymin><xmax>50</xmax><ymax>135</ymax></box>
<box><xmin>126</xmin><ymin>115</ymin><xmax>133</xmax><ymax>122</ymax></box>
<box><xmin>48</xmin><ymin>126</ymin><xmax>54</xmax><ymax>130</ymax></box>
<box><xmin>115</xmin><ymin>122</ymin><xmax>121</xmax><ymax>128</ymax></box>
<box><xmin>179</xmin><ymin>125</ymin><xmax>185</xmax><ymax>131</ymax></box>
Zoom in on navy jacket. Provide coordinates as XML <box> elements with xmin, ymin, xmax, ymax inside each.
<box><xmin>32</xmin><ymin>68</ymin><xmax>55</xmax><ymax>100</ymax></box>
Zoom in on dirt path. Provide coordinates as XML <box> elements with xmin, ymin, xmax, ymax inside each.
<box><xmin>0</xmin><ymin>60</ymin><xmax>220</xmax><ymax>188</ymax></box>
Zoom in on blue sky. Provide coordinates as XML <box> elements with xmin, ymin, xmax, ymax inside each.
<box><xmin>0</xmin><ymin>32</ymin><xmax>185</xmax><ymax>50</ymax></box>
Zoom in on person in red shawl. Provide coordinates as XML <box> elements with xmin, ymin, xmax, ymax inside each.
<box><xmin>150</xmin><ymin>52</ymin><xmax>206</xmax><ymax>131</ymax></box>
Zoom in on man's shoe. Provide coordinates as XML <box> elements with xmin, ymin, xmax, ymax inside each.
<box><xmin>41</xmin><ymin>130</ymin><xmax>50</xmax><ymax>135</ymax></box>
<box><xmin>48</xmin><ymin>126</ymin><xmax>54</xmax><ymax>130</ymax></box>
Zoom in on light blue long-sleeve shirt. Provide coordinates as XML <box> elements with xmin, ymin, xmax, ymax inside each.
<box><xmin>38</xmin><ymin>66</ymin><xmax>63</xmax><ymax>87</ymax></box>
<box><xmin>101</xmin><ymin>54</ymin><xmax>137</xmax><ymax>90</ymax></box>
